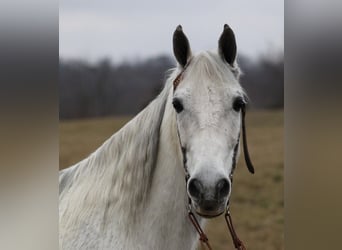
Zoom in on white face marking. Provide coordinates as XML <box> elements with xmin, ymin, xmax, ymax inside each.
<box><xmin>173</xmin><ymin>52</ymin><xmax>244</xmax><ymax>216</ymax></box>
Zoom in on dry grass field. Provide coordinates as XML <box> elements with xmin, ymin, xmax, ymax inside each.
<box><xmin>59</xmin><ymin>110</ymin><xmax>283</xmax><ymax>250</ymax></box>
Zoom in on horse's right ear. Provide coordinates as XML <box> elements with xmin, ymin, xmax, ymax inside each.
<box><xmin>173</xmin><ymin>25</ymin><xmax>192</xmax><ymax>67</ymax></box>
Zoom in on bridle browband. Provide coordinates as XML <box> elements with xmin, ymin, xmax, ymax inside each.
<box><xmin>173</xmin><ymin>63</ymin><xmax>255</xmax><ymax>250</ymax></box>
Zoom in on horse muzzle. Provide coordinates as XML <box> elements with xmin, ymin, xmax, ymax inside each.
<box><xmin>187</xmin><ymin>177</ymin><xmax>231</xmax><ymax>218</ymax></box>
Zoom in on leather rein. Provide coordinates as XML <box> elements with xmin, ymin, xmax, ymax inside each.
<box><xmin>173</xmin><ymin>64</ymin><xmax>255</xmax><ymax>250</ymax></box>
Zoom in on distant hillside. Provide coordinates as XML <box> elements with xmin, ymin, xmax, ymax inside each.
<box><xmin>59</xmin><ymin>54</ymin><xmax>283</xmax><ymax>119</ymax></box>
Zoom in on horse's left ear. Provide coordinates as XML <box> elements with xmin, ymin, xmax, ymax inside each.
<box><xmin>173</xmin><ymin>25</ymin><xmax>192</xmax><ymax>67</ymax></box>
<box><xmin>218</xmin><ymin>24</ymin><xmax>237</xmax><ymax>66</ymax></box>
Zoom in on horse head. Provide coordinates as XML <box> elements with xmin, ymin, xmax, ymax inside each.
<box><xmin>172</xmin><ymin>25</ymin><xmax>254</xmax><ymax>218</ymax></box>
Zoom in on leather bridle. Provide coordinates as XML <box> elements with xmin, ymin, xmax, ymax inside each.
<box><xmin>173</xmin><ymin>64</ymin><xmax>255</xmax><ymax>250</ymax></box>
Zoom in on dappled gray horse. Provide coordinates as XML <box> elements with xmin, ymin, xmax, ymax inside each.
<box><xmin>59</xmin><ymin>24</ymin><xmax>254</xmax><ymax>250</ymax></box>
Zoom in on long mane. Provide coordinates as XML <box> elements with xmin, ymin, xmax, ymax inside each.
<box><xmin>59</xmin><ymin>74</ymin><xmax>176</xmax><ymax>231</ymax></box>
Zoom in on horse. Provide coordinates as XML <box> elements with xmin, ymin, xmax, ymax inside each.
<box><xmin>59</xmin><ymin>24</ymin><xmax>254</xmax><ymax>250</ymax></box>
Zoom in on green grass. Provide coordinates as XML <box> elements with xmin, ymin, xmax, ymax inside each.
<box><xmin>59</xmin><ymin>110</ymin><xmax>283</xmax><ymax>250</ymax></box>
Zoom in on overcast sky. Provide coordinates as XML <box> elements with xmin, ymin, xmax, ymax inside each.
<box><xmin>59</xmin><ymin>0</ymin><xmax>283</xmax><ymax>63</ymax></box>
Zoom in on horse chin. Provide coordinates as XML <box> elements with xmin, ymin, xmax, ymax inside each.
<box><xmin>193</xmin><ymin>205</ymin><xmax>225</xmax><ymax>219</ymax></box>
<box><xmin>196</xmin><ymin>211</ymin><xmax>223</xmax><ymax>219</ymax></box>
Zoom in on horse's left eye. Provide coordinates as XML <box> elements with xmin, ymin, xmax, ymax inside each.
<box><xmin>172</xmin><ymin>98</ymin><xmax>184</xmax><ymax>113</ymax></box>
<box><xmin>233</xmin><ymin>97</ymin><xmax>245</xmax><ymax>112</ymax></box>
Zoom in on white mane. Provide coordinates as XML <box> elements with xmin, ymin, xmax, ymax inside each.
<box><xmin>59</xmin><ymin>77</ymin><xmax>171</xmax><ymax>223</ymax></box>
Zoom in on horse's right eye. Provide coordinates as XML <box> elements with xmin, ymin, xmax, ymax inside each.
<box><xmin>172</xmin><ymin>99</ymin><xmax>184</xmax><ymax>113</ymax></box>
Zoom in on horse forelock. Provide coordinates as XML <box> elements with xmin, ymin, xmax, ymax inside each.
<box><xmin>185</xmin><ymin>51</ymin><xmax>242</xmax><ymax>84</ymax></box>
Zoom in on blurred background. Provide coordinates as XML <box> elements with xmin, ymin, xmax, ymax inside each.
<box><xmin>59</xmin><ymin>1</ymin><xmax>284</xmax><ymax>249</ymax></box>
<box><xmin>59</xmin><ymin>0</ymin><xmax>284</xmax><ymax>119</ymax></box>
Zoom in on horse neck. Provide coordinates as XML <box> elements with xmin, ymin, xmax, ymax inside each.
<box><xmin>60</xmin><ymin>76</ymin><xmax>203</xmax><ymax>249</ymax></box>
<box><xmin>146</xmin><ymin>89</ymin><xmax>187</xmax><ymax>213</ymax></box>
<box><xmin>60</xmin><ymin>83</ymin><xmax>170</xmax><ymax>226</ymax></box>
<box><xmin>98</xmin><ymin>84</ymin><xmax>202</xmax><ymax>249</ymax></box>
<box><xmin>136</xmin><ymin>88</ymin><xmax>203</xmax><ymax>249</ymax></box>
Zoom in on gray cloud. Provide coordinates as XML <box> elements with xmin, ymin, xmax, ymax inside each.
<box><xmin>60</xmin><ymin>0</ymin><xmax>283</xmax><ymax>62</ymax></box>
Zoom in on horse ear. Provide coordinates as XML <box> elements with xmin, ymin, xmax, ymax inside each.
<box><xmin>218</xmin><ymin>24</ymin><xmax>237</xmax><ymax>66</ymax></box>
<box><xmin>173</xmin><ymin>25</ymin><xmax>192</xmax><ymax>67</ymax></box>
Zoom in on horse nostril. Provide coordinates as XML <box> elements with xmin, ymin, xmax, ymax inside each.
<box><xmin>216</xmin><ymin>178</ymin><xmax>230</xmax><ymax>198</ymax></box>
<box><xmin>188</xmin><ymin>178</ymin><xmax>203</xmax><ymax>199</ymax></box>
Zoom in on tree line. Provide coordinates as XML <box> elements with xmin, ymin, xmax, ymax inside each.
<box><xmin>59</xmin><ymin>53</ymin><xmax>283</xmax><ymax>119</ymax></box>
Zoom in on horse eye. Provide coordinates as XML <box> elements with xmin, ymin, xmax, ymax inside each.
<box><xmin>172</xmin><ymin>98</ymin><xmax>184</xmax><ymax>113</ymax></box>
<box><xmin>233</xmin><ymin>97</ymin><xmax>245</xmax><ymax>112</ymax></box>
